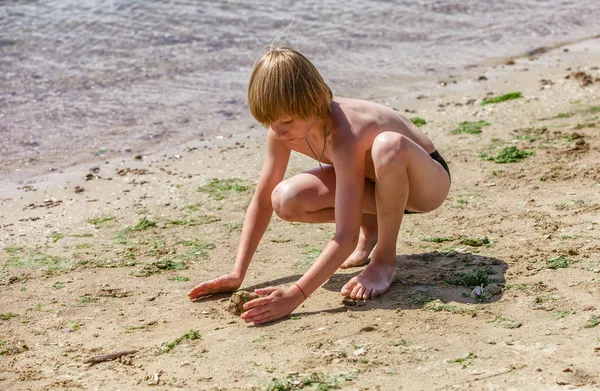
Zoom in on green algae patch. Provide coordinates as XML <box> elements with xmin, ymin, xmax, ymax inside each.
<box><xmin>451</xmin><ymin>120</ymin><xmax>490</xmax><ymax>135</ymax></box>
<box><xmin>88</xmin><ymin>216</ymin><xmax>115</xmax><ymax>227</ymax></box>
<box><xmin>584</xmin><ymin>315</ymin><xmax>600</xmax><ymax>329</ymax></box>
<box><xmin>163</xmin><ymin>329</ymin><xmax>201</xmax><ymax>353</ymax></box>
<box><xmin>480</xmin><ymin>92</ymin><xmax>522</xmax><ymax>105</ymax></box>
<box><xmin>422</xmin><ymin>237</ymin><xmax>454</xmax><ymax>243</ymax></box>
<box><xmin>480</xmin><ymin>146</ymin><xmax>533</xmax><ymax>163</ymax></box>
<box><xmin>459</xmin><ymin>236</ymin><xmax>490</xmax><ymax>247</ymax></box>
<box><xmin>546</xmin><ymin>256</ymin><xmax>571</xmax><ymax>269</ymax></box>
<box><xmin>585</xmin><ymin>105</ymin><xmax>600</xmax><ymax>114</ymax></box>
<box><xmin>447</xmin><ymin>352</ymin><xmax>476</xmax><ymax>368</ymax></box>
<box><xmin>133</xmin><ymin>259</ymin><xmax>187</xmax><ymax>277</ymax></box>
<box><xmin>410</xmin><ymin>117</ymin><xmax>427</xmax><ymax>127</ymax></box>
<box><xmin>423</xmin><ymin>300</ymin><xmax>477</xmax><ymax>316</ymax></box>
<box><xmin>539</xmin><ymin>112</ymin><xmax>574</xmax><ymax>121</ymax></box>
<box><xmin>168</xmin><ymin>276</ymin><xmax>190</xmax><ymax>282</ymax></box>
<box><xmin>445</xmin><ymin>268</ymin><xmax>495</xmax><ymax>288</ymax></box>
<box><xmin>0</xmin><ymin>313</ymin><xmax>19</xmax><ymax>321</ymax></box>
<box><xmin>197</xmin><ymin>178</ymin><xmax>248</xmax><ymax>200</ymax></box>
<box><xmin>127</xmin><ymin>217</ymin><xmax>157</xmax><ymax>232</ymax></box>
<box><xmin>263</xmin><ymin>372</ymin><xmax>358</xmax><ymax>391</ymax></box>
<box><xmin>6</xmin><ymin>252</ymin><xmax>66</xmax><ymax>272</ymax></box>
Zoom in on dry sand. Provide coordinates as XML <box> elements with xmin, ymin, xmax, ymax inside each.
<box><xmin>1</xmin><ymin>39</ymin><xmax>600</xmax><ymax>390</ymax></box>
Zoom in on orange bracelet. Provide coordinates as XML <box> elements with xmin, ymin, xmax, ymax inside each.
<box><xmin>294</xmin><ymin>283</ymin><xmax>307</xmax><ymax>300</ymax></box>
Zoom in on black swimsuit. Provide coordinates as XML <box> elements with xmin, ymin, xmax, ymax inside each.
<box><xmin>404</xmin><ymin>150</ymin><xmax>450</xmax><ymax>214</ymax></box>
<box><xmin>429</xmin><ymin>150</ymin><xmax>451</xmax><ymax>181</ymax></box>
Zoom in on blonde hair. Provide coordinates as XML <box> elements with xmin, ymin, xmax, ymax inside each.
<box><xmin>248</xmin><ymin>47</ymin><xmax>333</xmax><ymax>125</ymax></box>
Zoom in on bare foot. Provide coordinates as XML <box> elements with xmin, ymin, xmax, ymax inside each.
<box><xmin>187</xmin><ymin>273</ymin><xmax>242</xmax><ymax>300</ymax></box>
<box><xmin>340</xmin><ymin>217</ymin><xmax>378</xmax><ymax>269</ymax></box>
<box><xmin>340</xmin><ymin>261</ymin><xmax>396</xmax><ymax>300</ymax></box>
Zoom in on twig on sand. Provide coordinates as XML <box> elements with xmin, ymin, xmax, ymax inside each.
<box><xmin>438</xmin><ymin>364</ymin><xmax>527</xmax><ymax>390</ymax></box>
<box><xmin>471</xmin><ymin>364</ymin><xmax>527</xmax><ymax>382</ymax></box>
<box><xmin>84</xmin><ymin>350</ymin><xmax>138</xmax><ymax>364</ymax></box>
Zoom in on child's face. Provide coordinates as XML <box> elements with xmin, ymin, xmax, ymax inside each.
<box><xmin>269</xmin><ymin>115</ymin><xmax>319</xmax><ymax>144</ymax></box>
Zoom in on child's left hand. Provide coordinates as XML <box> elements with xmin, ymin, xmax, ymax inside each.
<box><xmin>241</xmin><ymin>286</ymin><xmax>304</xmax><ymax>325</ymax></box>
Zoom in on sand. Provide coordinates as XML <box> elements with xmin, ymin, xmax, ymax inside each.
<box><xmin>1</xmin><ymin>39</ymin><xmax>599</xmax><ymax>390</ymax></box>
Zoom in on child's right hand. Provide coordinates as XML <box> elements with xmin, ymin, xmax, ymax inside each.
<box><xmin>187</xmin><ymin>273</ymin><xmax>243</xmax><ymax>300</ymax></box>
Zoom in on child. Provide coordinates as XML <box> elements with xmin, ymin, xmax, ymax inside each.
<box><xmin>188</xmin><ymin>47</ymin><xmax>451</xmax><ymax>325</ymax></box>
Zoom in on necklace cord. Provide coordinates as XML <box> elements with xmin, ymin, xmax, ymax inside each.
<box><xmin>305</xmin><ymin>123</ymin><xmax>327</xmax><ymax>170</ymax></box>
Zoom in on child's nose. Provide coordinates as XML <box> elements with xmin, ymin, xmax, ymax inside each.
<box><xmin>274</xmin><ymin>128</ymin><xmax>290</xmax><ymax>140</ymax></box>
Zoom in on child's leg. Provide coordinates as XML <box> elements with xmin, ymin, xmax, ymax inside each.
<box><xmin>271</xmin><ymin>166</ymin><xmax>374</xmax><ymax>221</ymax></box>
<box><xmin>271</xmin><ymin>166</ymin><xmax>379</xmax><ymax>266</ymax></box>
<box><xmin>340</xmin><ymin>213</ymin><xmax>378</xmax><ymax>269</ymax></box>
<box><xmin>340</xmin><ymin>132</ymin><xmax>450</xmax><ymax>300</ymax></box>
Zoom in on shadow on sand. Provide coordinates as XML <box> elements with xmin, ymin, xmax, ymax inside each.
<box><xmin>193</xmin><ymin>250</ymin><xmax>509</xmax><ymax>323</ymax></box>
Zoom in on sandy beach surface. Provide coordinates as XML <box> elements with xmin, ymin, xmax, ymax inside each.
<box><xmin>1</xmin><ymin>38</ymin><xmax>600</xmax><ymax>390</ymax></box>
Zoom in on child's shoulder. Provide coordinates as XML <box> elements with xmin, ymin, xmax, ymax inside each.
<box><xmin>336</xmin><ymin>97</ymin><xmax>396</xmax><ymax>120</ymax></box>
<box><xmin>335</xmin><ymin>97</ymin><xmax>398</xmax><ymax>131</ymax></box>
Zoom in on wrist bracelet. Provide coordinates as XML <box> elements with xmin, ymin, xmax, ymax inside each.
<box><xmin>294</xmin><ymin>283</ymin><xmax>307</xmax><ymax>300</ymax></box>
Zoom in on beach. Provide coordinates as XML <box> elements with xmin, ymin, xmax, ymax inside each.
<box><xmin>1</xmin><ymin>30</ymin><xmax>599</xmax><ymax>389</ymax></box>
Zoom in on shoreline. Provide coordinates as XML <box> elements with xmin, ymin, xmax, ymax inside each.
<box><xmin>3</xmin><ymin>33</ymin><xmax>599</xmax><ymax>194</ymax></box>
<box><xmin>0</xmin><ymin>34</ymin><xmax>600</xmax><ymax>190</ymax></box>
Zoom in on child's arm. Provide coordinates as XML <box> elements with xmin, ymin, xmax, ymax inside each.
<box><xmin>230</xmin><ymin>132</ymin><xmax>291</xmax><ymax>279</ymax></box>
<box><xmin>241</xmin><ymin>142</ymin><xmax>365</xmax><ymax>323</ymax></box>
<box><xmin>187</xmin><ymin>132</ymin><xmax>290</xmax><ymax>300</ymax></box>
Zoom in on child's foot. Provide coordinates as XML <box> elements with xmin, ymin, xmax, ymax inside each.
<box><xmin>340</xmin><ymin>261</ymin><xmax>396</xmax><ymax>300</ymax></box>
<box><xmin>340</xmin><ymin>218</ymin><xmax>378</xmax><ymax>269</ymax></box>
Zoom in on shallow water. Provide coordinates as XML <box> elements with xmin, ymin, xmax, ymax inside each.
<box><xmin>1</xmin><ymin>0</ymin><xmax>599</xmax><ymax>178</ymax></box>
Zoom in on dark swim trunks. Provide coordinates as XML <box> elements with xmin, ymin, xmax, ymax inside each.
<box><xmin>404</xmin><ymin>150</ymin><xmax>450</xmax><ymax>214</ymax></box>
<box><xmin>429</xmin><ymin>150</ymin><xmax>451</xmax><ymax>181</ymax></box>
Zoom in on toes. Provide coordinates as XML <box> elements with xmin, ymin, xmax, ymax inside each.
<box><xmin>362</xmin><ymin>287</ymin><xmax>372</xmax><ymax>300</ymax></box>
<box><xmin>340</xmin><ymin>278</ymin><xmax>357</xmax><ymax>296</ymax></box>
<box><xmin>355</xmin><ymin>285</ymin><xmax>366</xmax><ymax>300</ymax></box>
<box><xmin>350</xmin><ymin>284</ymin><xmax>363</xmax><ymax>299</ymax></box>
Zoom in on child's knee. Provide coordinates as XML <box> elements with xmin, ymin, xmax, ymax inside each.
<box><xmin>372</xmin><ymin>132</ymin><xmax>410</xmax><ymax>172</ymax></box>
<box><xmin>271</xmin><ymin>182</ymin><xmax>303</xmax><ymax>222</ymax></box>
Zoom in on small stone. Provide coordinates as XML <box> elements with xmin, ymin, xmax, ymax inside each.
<box><xmin>342</xmin><ymin>298</ymin><xmax>366</xmax><ymax>307</ymax></box>
<box><xmin>486</xmin><ymin>283</ymin><xmax>503</xmax><ymax>296</ymax></box>
<box><xmin>226</xmin><ymin>290</ymin><xmax>259</xmax><ymax>316</ymax></box>
<box><xmin>469</xmin><ymin>286</ymin><xmax>483</xmax><ymax>298</ymax></box>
